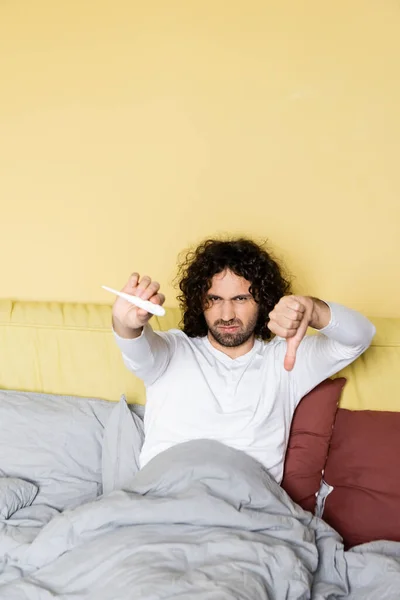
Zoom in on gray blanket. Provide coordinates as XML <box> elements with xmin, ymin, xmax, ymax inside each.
<box><xmin>0</xmin><ymin>440</ymin><xmax>400</xmax><ymax>599</ymax></box>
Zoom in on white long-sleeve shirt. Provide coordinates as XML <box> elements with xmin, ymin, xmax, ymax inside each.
<box><xmin>114</xmin><ymin>302</ymin><xmax>375</xmax><ymax>482</ymax></box>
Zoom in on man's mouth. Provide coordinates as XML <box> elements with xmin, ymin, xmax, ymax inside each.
<box><xmin>218</xmin><ymin>325</ymin><xmax>240</xmax><ymax>333</ymax></box>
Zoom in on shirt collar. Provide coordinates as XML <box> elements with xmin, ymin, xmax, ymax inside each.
<box><xmin>202</xmin><ymin>335</ymin><xmax>263</xmax><ymax>366</ymax></box>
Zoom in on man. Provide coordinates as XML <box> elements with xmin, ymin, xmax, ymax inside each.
<box><xmin>112</xmin><ymin>238</ymin><xmax>375</xmax><ymax>483</ymax></box>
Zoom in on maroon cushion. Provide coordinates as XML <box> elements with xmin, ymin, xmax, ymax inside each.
<box><xmin>281</xmin><ymin>378</ymin><xmax>346</xmax><ymax>513</ymax></box>
<box><xmin>323</xmin><ymin>408</ymin><xmax>400</xmax><ymax>548</ymax></box>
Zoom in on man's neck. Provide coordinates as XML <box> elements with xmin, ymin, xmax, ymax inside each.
<box><xmin>207</xmin><ymin>332</ymin><xmax>256</xmax><ymax>359</ymax></box>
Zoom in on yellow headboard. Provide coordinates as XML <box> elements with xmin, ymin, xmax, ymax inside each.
<box><xmin>0</xmin><ymin>300</ymin><xmax>398</xmax><ymax>410</ymax></box>
<box><xmin>0</xmin><ymin>300</ymin><xmax>180</xmax><ymax>404</ymax></box>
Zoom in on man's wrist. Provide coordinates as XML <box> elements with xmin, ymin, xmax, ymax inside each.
<box><xmin>308</xmin><ymin>297</ymin><xmax>331</xmax><ymax>330</ymax></box>
<box><xmin>112</xmin><ymin>316</ymin><xmax>143</xmax><ymax>339</ymax></box>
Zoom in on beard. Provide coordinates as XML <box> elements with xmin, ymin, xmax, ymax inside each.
<box><xmin>207</xmin><ymin>314</ymin><xmax>258</xmax><ymax>348</ymax></box>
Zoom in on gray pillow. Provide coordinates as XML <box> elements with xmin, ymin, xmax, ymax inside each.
<box><xmin>0</xmin><ymin>390</ymin><xmax>116</xmax><ymax>511</ymax></box>
<box><xmin>0</xmin><ymin>477</ymin><xmax>38</xmax><ymax>519</ymax></box>
<box><xmin>102</xmin><ymin>395</ymin><xmax>144</xmax><ymax>495</ymax></box>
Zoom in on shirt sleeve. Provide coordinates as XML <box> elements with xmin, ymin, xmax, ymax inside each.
<box><xmin>113</xmin><ymin>324</ymin><xmax>173</xmax><ymax>386</ymax></box>
<box><xmin>291</xmin><ymin>301</ymin><xmax>376</xmax><ymax>400</ymax></box>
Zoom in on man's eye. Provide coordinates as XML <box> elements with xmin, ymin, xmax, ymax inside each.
<box><xmin>235</xmin><ymin>297</ymin><xmax>248</xmax><ymax>302</ymax></box>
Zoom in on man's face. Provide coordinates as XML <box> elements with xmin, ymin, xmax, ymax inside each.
<box><xmin>204</xmin><ymin>270</ymin><xmax>259</xmax><ymax>348</ymax></box>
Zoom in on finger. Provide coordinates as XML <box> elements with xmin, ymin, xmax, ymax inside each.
<box><xmin>140</xmin><ymin>281</ymin><xmax>160</xmax><ymax>301</ymax></box>
<box><xmin>275</xmin><ymin>307</ymin><xmax>305</xmax><ymax>323</ymax></box>
<box><xmin>149</xmin><ymin>293</ymin><xmax>165</xmax><ymax>306</ymax></box>
<box><xmin>286</xmin><ymin>298</ymin><xmax>306</xmax><ymax>315</ymax></box>
<box><xmin>284</xmin><ymin>338</ymin><xmax>299</xmax><ymax>371</ymax></box>
<box><xmin>274</xmin><ymin>307</ymin><xmax>305</xmax><ymax>326</ymax></box>
<box><xmin>275</xmin><ymin>295</ymin><xmax>305</xmax><ymax>312</ymax></box>
<box><xmin>284</xmin><ymin>316</ymin><xmax>310</xmax><ymax>371</ymax></box>
<box><xmin>136</xmin><ymin>275</ymin><xmax>152</xmax><ymax>298</ymax></box>
<box><xmin>267</xmin><ymin>321</ymin><xmax>298</xmax><ymax>338</ymax></box>
<box><xmin>122</xmin><ymin>273</ymin><xmax>140</xmax><ymax>293</ymax></box>
<box><xmin>269</xmin><ymin>313</ymin><xmax>302</xmax><ymax>330</ymax></box>
<box><xmin>136</xmin><ymin>294</ymin><xmax>165</xmax><ymax>320</ymax></box>
<box><xmin>270</xmin><ymin>299</ymin><xmax>305</xmax><ymax>322</ymax></box>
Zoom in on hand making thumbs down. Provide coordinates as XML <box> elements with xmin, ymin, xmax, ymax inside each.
<box><xmin>267</xmin><ymin>295</ymin><xmax>315</xmax><ymax>371</ymax></box>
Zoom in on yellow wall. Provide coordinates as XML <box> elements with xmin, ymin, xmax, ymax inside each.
<box><xmin>1</xmin><ymin>0</ymin><xmax>399</xmax><ymax>316</ymax></box>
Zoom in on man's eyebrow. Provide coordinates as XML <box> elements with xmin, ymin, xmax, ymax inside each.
<box><xmin>232</xmin><ymin>293</ymin><xmax>253</xmax><ymax>299</ymax></box>
<box><xmin>206</xmin><ymin>293</ymin><xmax>253</xmax><ymax>299</ymax></box>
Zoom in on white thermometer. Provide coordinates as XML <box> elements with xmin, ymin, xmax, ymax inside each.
<box><xmin>101</xmin><ymin>285</ymin><xmax>166</xmax><ymax>317</ymax></box>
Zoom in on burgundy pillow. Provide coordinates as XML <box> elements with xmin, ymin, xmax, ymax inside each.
<box><xmin>322</xmin><ymin>408</ymin><xmax>400</xmax><ymax>548</ymax></box>
<box><xmin>281</xmin><ymin>377</ymin><xmax>346</xmax><ymax>513</ymax></box>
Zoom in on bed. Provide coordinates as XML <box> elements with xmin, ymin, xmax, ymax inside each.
<box><xmin>0</xmin><ymin>299</ymin><xmax>399</xmax><ymax>599</ymax></box>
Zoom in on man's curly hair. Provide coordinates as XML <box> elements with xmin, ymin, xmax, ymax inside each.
<box><xmin>176</xmin><ymin>238</ymin><xmax>292</xmax><ymax>340</ymax></box>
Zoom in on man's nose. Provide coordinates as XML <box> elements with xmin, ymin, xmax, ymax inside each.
<box><xmin>221</xmin><ymin>300</ymin><xmax>235</xmax><ymax>322</ymax></box>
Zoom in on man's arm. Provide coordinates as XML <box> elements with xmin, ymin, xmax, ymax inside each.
<box><xmin>114</xmin><ymin>324</ymin><xmax>172</xmax><ymax>386</ymax></box>
<box><xmin>268</xmin><ymin>295</ymin><xmax>376</xmax><ymax>398</ymax></box>
<box><xmin>268</xmin><ymin>295</ymin><xmax>332</xmax><ymax>370</ymax></box>
<box><xmin>112</xmin><ymin>273</ymin><xmax>171</xmax><ymax>386</ymax></box>
<box><xmin>308</xmin><ymin>297</ymin><xmax>331</xmax><ymax>330</ymax></box>
<box><xmin>291</xmin><ymin>301</ymin><xmax>375</xmax><ymax>398</ymax></box>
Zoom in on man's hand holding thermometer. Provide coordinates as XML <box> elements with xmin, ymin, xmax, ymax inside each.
<box><xmin>105</xmin><ymin>273</ymin><xmax>166</xmax><ymax>339</ymax></box>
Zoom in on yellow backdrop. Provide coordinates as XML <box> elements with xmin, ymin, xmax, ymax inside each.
<box><xmin>1</xmin><ymin>0</ymin><xmax>399</xmax><ymax>316</ymax></box>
